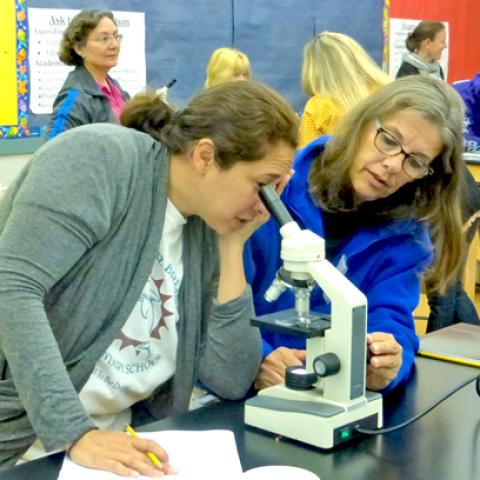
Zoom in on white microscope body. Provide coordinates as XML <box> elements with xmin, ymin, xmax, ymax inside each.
<box><xmin>244</xmin><ymin>188</ymin><xmax>383</xmax><ymax>448</ymax></box>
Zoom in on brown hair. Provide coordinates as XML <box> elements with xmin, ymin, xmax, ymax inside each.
<box><xmin>309</xmin><ymin>75</ymin><xmax>465</xmax><ymax>294</ymax></box>
<box><xmin>59</xmin><ymin>9</ymin><xmax>115</xmax><ymax>66</ymax></box>
<box><xmin>119</xmin><ymin>92</ymin><xmax>172</xmax><ymax>142</ymax></box>
<box><xmin>121</xmin><ymin>81</ymin><xmax>298</xmax><ymax>169</ymax></box>
<box><xmin>406</xmin><ymin>21</ymin><xmax>445</xmax><ymax>53</ymax></box>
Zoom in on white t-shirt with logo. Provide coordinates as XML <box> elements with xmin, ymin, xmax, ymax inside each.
<box><xmin>79</xmin><ymin>199</ymin><xmax>186</xmax><ymax>431</ymax></box>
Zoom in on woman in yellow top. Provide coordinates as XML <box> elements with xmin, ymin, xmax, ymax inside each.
<box><xmin>205</xmin><ymin>47</ymin><xmax>252</xmax><ymax>88</ymax></box>
<box><xmin>299</xmin><ymin>32</ymin><xmax>391</xmax><ymax>147</ymax></box>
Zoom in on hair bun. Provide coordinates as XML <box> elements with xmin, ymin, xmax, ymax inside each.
<box><xmin>120</xmin><ymin>92</ymin><xmax>174</xmax><ymax>141</ymax></box>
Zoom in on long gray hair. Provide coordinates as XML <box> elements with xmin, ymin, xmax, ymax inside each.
<box><xmin>310</xmin><ymin>75</ymin><xmax>465</xmax><ymax>293</ymax></box>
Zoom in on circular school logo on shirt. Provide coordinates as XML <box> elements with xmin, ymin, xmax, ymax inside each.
<box><xmin>115</xmin><ymin>276</ymin><xmax>173</xmax><ymax>356</ymax></box>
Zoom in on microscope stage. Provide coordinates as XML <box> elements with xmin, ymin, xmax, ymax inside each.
<box><xmin>251</xmin><ymin>308</ymin><xmax>331</xmax><ymax>338</ymax></box>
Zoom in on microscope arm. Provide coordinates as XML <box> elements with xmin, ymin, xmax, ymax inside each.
<box><xmin>306</xmin><ymin>259</ymin><xmax>368</xmax><ymax>403</ymax></box>
<box><xmin>245</xmin><ymin>187</ymin><xmax>382</xmax><ymax>448</ymax></box>
<box><xmin>259</xmin><ymin>185</ymin><xmax>369</xmax><ymax>404</ymax></box>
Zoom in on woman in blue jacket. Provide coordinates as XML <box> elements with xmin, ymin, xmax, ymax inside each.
<box><xmin>246</xmin><ymin>76</ymin><xmax>466</xmax><ymax>393</ymax></box>
<box><xmin>45</xmin><ymin>10</ymin><xmax>130</xmax><ymax>140</ymax></box>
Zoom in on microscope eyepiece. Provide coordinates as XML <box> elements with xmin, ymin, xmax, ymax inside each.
<box><xmin>259</xmin><ymin>185</ymin><xmax>294</xmax><ymax>227</ymax></box>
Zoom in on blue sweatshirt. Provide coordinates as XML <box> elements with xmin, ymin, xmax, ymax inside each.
<box><xmin>453</xmin><ymin>74</ymin><xmax>480</xmax><ymax>153</ymax></box>
<box><xmin>245</xmin><ymin>136</ymin><xmax>434</xmax><ymax>392</ymax></box>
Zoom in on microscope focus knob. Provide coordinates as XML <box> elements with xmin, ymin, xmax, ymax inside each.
<box><xmin>285</xmin><ymin>366</ymin><xmax>317</xmax><ymax>390</ymax></box>
<box><xmin>313</xmin><ymin>353</ymin><xmax>341</xmax><ymax>378</ymax></box>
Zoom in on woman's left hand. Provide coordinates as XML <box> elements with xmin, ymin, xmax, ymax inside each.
<box><xmin>366</xmin><ymin>332</ymin><xmax>403</xmax><ymax>391</ymax></box>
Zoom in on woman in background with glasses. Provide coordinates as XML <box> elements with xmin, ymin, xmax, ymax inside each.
<box><xmin>246</xmin><ymin>75</ymin><xmax>466</xmax><ymax>393</ymax></box>
<box><xmin>45</xmin><ymin>9</ymin><xmax>129</xmax><ymax>140</ymax></box>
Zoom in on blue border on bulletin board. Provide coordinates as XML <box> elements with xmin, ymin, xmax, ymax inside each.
<box><xmin>0</xmin><ymin>1</ymin><xmax>43</xmax><ymax>141</ymax></box>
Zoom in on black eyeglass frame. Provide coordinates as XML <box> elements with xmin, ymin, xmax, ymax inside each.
<box><xmin>374</xmin><ymin>119</ymin><xmax>435</xmax><ymax>179</ymax></box>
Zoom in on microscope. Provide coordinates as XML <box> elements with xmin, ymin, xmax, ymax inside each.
<box><xmin>244</xmin><ymin>186</ymin><xmax>383</xmax><ymax>448</ymax></box>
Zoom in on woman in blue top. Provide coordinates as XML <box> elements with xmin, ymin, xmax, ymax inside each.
<box><xmin>246</xmin><ymin>75</ymin><xmax>466</xmax><ymax>393</ymax></box>
<box><xmin>454</xmin><ymin>73</ymin><xmax>480</xmax><ymax>153</ymax></box>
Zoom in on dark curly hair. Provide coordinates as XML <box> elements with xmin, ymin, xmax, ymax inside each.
<box><xmin>58</xmin><ymin>9</ymin><xmax>115</xmax><ymax>66</ymax></box>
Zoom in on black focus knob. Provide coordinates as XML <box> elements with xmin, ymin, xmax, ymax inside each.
<box><xmin>285</xmin><ymin>365</ymin><xmax>317</xmax><ymax>390</ymax></box>
<box><xmin>312</xmin><ymin>353</ymin><xmax>341</xmax><ymax>378</ymax></box>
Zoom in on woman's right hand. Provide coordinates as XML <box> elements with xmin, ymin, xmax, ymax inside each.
<box><xmin>68</xmin><ymin>429</ymin><xmax>176</xmax><ymax>477</ymax></box>
<box><xmin>254</xmin><ymin>347</ymin><xmax>306</xmax><ymax>390</ymax></box>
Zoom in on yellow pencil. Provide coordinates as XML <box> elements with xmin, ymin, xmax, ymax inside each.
<box><xmin>125</xmin><ymin>424</ymin><xmax>163</xmax><ymax>469</ymax></box>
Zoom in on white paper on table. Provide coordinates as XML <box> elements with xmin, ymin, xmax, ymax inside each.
<box><xmin>57</xmin><ymin>429</ymin><xmax>243</xmax><ymax>480</ymax></box>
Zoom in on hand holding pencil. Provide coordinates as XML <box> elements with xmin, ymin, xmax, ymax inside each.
<box><xmin>68</xmin><ymin>427</ymin><xmax>176</xmax><ymax>477</ymax></box>
<box><xmin>125</xmin><ymin>424</ymin><xmax>178</xmax><ymax>476</ymax></box>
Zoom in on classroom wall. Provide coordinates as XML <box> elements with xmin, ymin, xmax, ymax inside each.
<box><xmin>1</xmin><ymin>0</ymin><xmax>385</xmax><ymax>152</ymax></box>
<box><xmin>390</xmin><ymin>0</ymin><xmax>480</xmax><ymax>82</ymax></box>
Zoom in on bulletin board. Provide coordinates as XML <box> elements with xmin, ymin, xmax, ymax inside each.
<box><xmin>0</xmin><ymin>0</ymin><xmax>385</xmax><ymax>151</ymax></box>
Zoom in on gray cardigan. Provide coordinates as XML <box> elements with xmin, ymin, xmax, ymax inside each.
<box><xmin>0</xmin><ymin>124</ymin><xmax>261</xmax><ymax>465</ymax></box>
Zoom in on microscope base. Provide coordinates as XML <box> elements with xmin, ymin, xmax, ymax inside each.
<box><xmin>245</xmin><ymin>385</ymin><xmax>383</xmax><ymax>449</ymax></box>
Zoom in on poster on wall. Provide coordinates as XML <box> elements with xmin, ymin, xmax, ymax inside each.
<box><xmin>388</xmin><ymin>18</ymin><xmax>449</xmax><ymax>79</ymax></box>
<box><xmin>28</xmin><ymin>8</ymin><xmax>146</xmax><ymax>115</ymax></box>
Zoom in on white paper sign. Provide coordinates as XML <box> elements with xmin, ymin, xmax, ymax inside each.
<box><xmin>28</xmin><ymin>8</ymin><xmax>146</xmax><ymax>114</ymax></box>
<box><xmin>388</xmin><ymin>18</ymin><xmax>449</xmax><ymax>80</ymax></box>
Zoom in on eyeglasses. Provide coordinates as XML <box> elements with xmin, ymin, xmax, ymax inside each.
<box><xmin>88</xmin><ymin>33</ymin><xmax>123</xmax><ymax>46</ymax></box>
<box><xmin>374</xmin><ymin>120</ymin><xmax>434</xmax><ymax>179</ymax></box>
